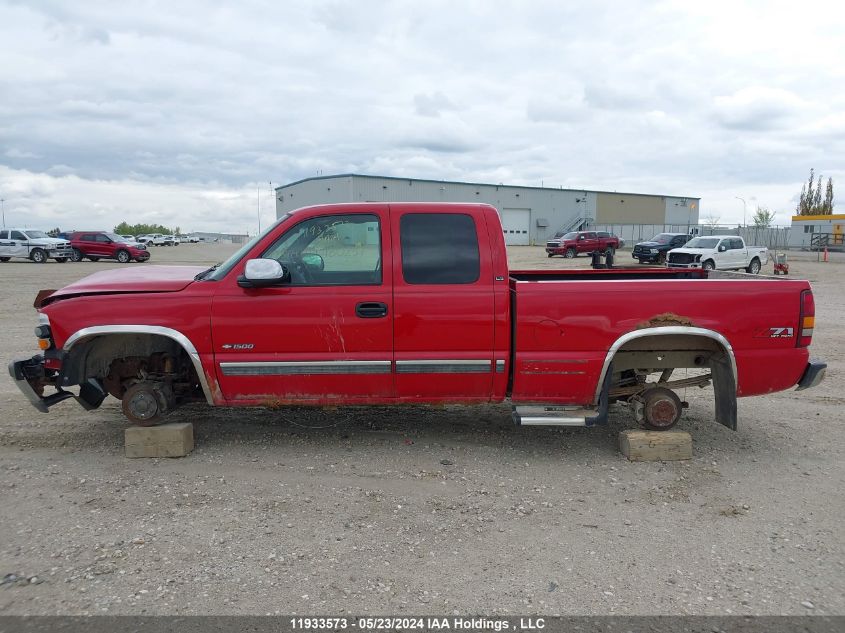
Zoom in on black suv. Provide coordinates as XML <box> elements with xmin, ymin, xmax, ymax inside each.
<box><xmin>632</xmin><ymin>233</ymin><xmax>691</xmax><ymax>264</ymax></box>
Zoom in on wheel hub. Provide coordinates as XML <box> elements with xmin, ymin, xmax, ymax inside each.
<box><xmin>647</xmin><ymin>397</ymin><xmax>678</xmax><ymax>427</ymax></box>
<box><xmin>127</xmin><ymin>390</ymin><xmax>158</xmax><ymax>420</ymax></box>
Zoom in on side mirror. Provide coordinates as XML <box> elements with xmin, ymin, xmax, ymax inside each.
<box><xmin>238</xmin><ymin>259</ymin><xmax>290</xmax><ymax>288</ymax></box>
<box><xmin>718</xmin><ymin>245</ymin><xmax>727</xmax><ymax>252</ymax></box>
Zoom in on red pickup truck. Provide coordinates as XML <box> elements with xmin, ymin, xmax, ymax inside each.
<box><xmin>10</xmin><ymin>203</ymin><xmax>825</xmax><ymax>432</ymax></box>
<box><xmin>546</xmin><ymin>230</ymin><xmax>621</xmax><ymax>258</ymax></box>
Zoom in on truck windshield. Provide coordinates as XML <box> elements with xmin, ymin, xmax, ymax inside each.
<box><xmin>685</xmin><ymin>237</ymin><xmax>720</xmax><ymax>249</ymax></box>
<box><xmin>24</xmin><ymin>230</ymin><xmax>48</xmax><ymax>239</ymax></box>
<box><xmin>649</xmin><ymin>233</ymin><xmax>674</xmax><ymax>244</ymax></box>
<box><xmin>204</xmin><ymin>214</ymin><xmax>291</xmax><ymax>281</ymax></box>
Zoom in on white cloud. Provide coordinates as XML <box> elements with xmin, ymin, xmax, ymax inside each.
<box><xmin>1</xmin><ymin>0</ymin><xmax>844</xmax><ymax>229</ymax></box>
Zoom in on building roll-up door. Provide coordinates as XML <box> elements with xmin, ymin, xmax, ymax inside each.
<box><xmin>501</xmin><ymin>208</ymin><xmax>531</xmax><ymax>245</ymax></box>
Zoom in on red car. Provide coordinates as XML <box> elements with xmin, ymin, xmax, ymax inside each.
<box><xmin>546</xmin><ymin>230</ymin><xmax>621</xmax><ymax>258</ymax></box>
<box><xmin>10</xmin><ymin>203</ymin><xmax>825</xmax><ymax>433</ymax></box>
<box><xmin>69</xmin><ymin>231</ymin><xmax>150</xmax><ymax>263</ymax></box>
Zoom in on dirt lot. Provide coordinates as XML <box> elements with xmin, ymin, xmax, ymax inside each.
<box><xmin>0</xmin><ymin>244</ymin><xmax>842</xmax><ymax>616</ymax></box>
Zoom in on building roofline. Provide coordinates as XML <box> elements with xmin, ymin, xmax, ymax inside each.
<box><xmin>275</xmin><ymin>173</ymin><xmax>700</xmax><ymax>201</ymax></box>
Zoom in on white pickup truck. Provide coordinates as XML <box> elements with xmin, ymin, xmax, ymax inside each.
<box><xmin>667</xmin><ymin>235</ymin><xmax>768</xmax><ymax>274</ymax></box>
<box><xmin>138</xmin><ymin>233</ymin><xmax>174</xmax><ymax>246</ymax></box>
<box><xmin>0</xmin><ymin>229</ymin><xmax>73</xmax><ymax>263</ymax></box>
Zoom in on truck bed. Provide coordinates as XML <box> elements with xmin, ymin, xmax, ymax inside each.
<box><xmin>508</xmin><ymin>269</ymin><xmax>811</xmax><ymax>406</ymax></box>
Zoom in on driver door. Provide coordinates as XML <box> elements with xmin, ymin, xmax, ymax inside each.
<box><xmin>211</xmin><ymin>208</ymin><xmax>394</xmax><ymax>404</ymax></box>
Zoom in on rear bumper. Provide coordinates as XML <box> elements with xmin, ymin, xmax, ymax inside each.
<box><xmin>796</xmin><ymin>359</ymin><xmax>827</xmax><ymax>391</ymax></box>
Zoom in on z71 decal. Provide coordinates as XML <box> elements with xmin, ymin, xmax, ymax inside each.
<box><xmin>754</xmin><ymin>327</ymin><xmax>794</xmax><ymax>339</ymax></box>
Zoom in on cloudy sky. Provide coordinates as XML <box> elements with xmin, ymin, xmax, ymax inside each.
<box><xmin>1</xmin><ymin>0</ymin><xmax>843</xmax><ymax>233</ymax></box>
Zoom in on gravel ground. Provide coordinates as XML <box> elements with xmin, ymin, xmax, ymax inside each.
<box><xmin>0</xmin><ymin>244</ymin><xmax>842</xmax><ymax>616</ymax></box>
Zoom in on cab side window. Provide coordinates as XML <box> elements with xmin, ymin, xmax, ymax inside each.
<box><xmin>262</xmin><ymin>214</ymin><xmax>381</xmax><ymax>286</ymax></box>
<box><xmin>11</xmin><ymin>231</ymin><xmax>26</xmax><ymax>241</ymax></box>
<box><xmin>400</xmin><ymin>213</ymin><xmax>480</xmax><ymax>284</ymax></box>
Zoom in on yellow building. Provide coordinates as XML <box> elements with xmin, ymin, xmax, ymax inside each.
<box><xmin>789</xmin><ymin>214</ymin><xmax>845</xmax><ymax>249</ymax></box>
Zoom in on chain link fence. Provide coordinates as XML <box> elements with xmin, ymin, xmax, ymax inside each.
<box><xmin>591</xmin><ymin>224</ymin><xmax>792</xmax><ymax>251</ymax></box>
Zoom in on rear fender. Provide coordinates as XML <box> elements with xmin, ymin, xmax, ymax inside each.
<box><xmin>597</xmin><ymin>326</ymin><xmax>738</xmax><ymax>430</ymax></box>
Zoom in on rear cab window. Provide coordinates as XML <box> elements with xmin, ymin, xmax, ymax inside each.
<box><xmin>399</xmin><ymin>213</ymin><xmax>480</xmax><ymax>284</ymax></box>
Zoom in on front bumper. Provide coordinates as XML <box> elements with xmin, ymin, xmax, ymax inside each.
<box><xmin>667</xmin><ymin>262</ymin><xmax>702</xmax><ymax>269</ymax></box>
<box><xmin>796</xmin><ymin>359</ymin><xmax>827</xmax><ymax>391</ymax></box>
<box><xmin>8</xmin><ymin>356</ymin><xmax>72</xmax><ymax>412</ymax></box>
<box><xmin>633</xmin><ymin>252</ymin><xmax>659</xmax><ymax>261</ymax></box>
<box><xmin>9</xmin><ymin>356</ymin><xmax>106</xmax><ymax>412</ymax></box>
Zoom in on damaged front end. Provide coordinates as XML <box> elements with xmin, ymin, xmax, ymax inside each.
<box><xmin>8</xmin><ymin>355</ymin><xmax>106</xmax><ymax>413</ymax></box>
<box><xmin>8</xmin><ymin>311</ymin><xmax>107</xmax><ymax>414</ymax></box>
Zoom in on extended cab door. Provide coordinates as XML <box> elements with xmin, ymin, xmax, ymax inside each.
<box><xmin>390</xmin><ymin>207</ymin><xmax>496</xmax><ymax>401</ymax></box>
<box><xmin>211</xmin><ymin>208</ymin><xmax>394</xmax><ymax>403</ymax></box>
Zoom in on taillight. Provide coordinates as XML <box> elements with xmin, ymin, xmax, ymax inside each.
<box><xmin>798</xmin><ymin>289</ymin><xmax>815</xmax><ymax>348</ymax></box>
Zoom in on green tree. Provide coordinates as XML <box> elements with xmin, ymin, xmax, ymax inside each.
<box><xmin>752</xmin><ymin>206</ymin><xmax>776</xmax><ymax>227</ymax></box>
<box><xmin>114</xmin><ymin>221</ymin><xmax>182</xmax><ymax>236</ymax></box>
<box><xmin>797</xmin><ymin>169</ymin><xmax>834</xmax><ymax>215</ymax></box>
<box><xmin>46</xmin><ymin>227</ymin><xmax>61</xmax><ymax>237</ymax></box>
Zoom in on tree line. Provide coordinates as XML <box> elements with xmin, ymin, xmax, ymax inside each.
<box><xmin>113</xmin><ymin>222</ymin><xmax>182</xmax><ymax>236</ymax></box>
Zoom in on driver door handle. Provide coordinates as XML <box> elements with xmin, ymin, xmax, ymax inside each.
<box><xmin>356</xmin><ymin>302</ymin><xmax>388</xmax><ymax>318</ymax></box>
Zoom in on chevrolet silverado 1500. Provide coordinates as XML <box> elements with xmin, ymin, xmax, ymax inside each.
<box><xmin>9</xmin><ymin>203</ymin><xmax>825</xmax><ymax>432</ymax></box>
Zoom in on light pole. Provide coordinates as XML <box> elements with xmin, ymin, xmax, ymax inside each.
<box><xmin>735</xmin><ymin>196</ymin><xmax>747</xmax><ymax>227</ymax></box>
<box><xmin>1</xmin><ymin>198</ymin><xmax>4</xmax><ymax>228</ymax></box>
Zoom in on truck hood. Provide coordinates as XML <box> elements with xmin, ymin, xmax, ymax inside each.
<box><xmin>43</xmin><ymin>265</ymin><xmax>206</xmax><ymax>303</ymax></box>
<box><xmin>635</xmin><ymin>241</ymin><xmax>665</xmax><ymax>248</ymax></box>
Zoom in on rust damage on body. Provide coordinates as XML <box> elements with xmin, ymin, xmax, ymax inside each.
<box><xmin>637</xmin><ymin>313</ymin><xmax>696</xmax><ymax>329</ymax></box>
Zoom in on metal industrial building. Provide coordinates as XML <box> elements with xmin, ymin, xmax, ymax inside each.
<box><xmin>275</xmin><ymin>174</ymin><xmax>700</xmax><ymax>246</ymax></box>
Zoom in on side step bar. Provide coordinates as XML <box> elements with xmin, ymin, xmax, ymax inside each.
<box><xmin>512</xmin><ymin>405</ymin><xmax>600</xmax><ymax>426</ymax></box>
